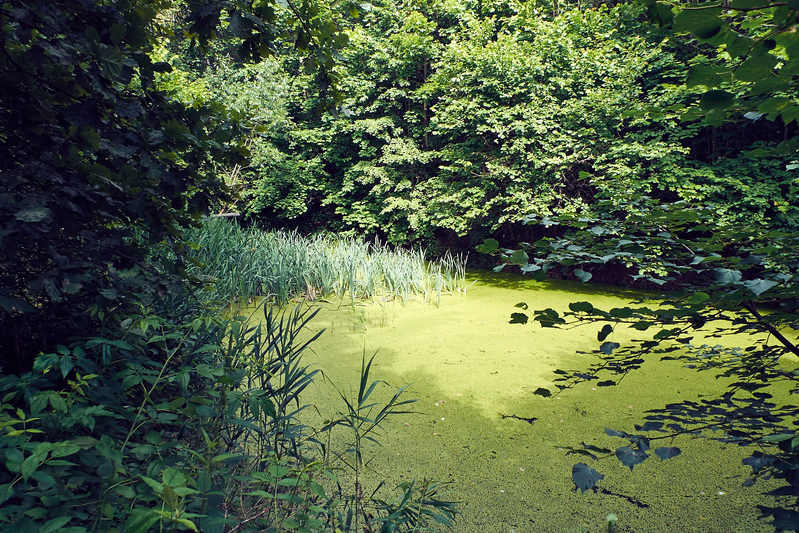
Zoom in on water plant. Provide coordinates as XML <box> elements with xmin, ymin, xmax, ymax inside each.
<box><xmin>185</xmin><ymin>218</ymin><xmax>467</xmax><ymax>305</ymax></box>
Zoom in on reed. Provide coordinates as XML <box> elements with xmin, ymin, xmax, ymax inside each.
<box><xmin>186</xmin><ymin>218</ymin><xmax>467</xmax><ymax>304</ymax></box>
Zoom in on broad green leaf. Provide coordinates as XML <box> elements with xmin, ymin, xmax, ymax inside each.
<box><xmin>673</xmin><ymin>7</ymin><xmax>722</xmax><ymax>38</ymax></box>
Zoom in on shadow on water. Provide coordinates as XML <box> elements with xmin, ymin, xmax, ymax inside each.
<box><xmin>468</xmin><ymin>268</ymin><xmax>657</xmax><ymax>303</ymax></box>
<box><xmin>251</xmin><ymin>271</ymin><xmax>791</xmax><ymax>532</ymax></box>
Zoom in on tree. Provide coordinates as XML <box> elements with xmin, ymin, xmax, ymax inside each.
<box><xmin>481</xmin><ymin>1</ymin><xmax>799</xmax><ymax>528</ymax></box>
<box><xmin>0</xmin><ymin>0</ymin><xmax>346</xmax><ymax>372</ymax></box>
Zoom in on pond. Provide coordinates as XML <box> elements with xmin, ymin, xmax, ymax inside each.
<box><xmin>254</xmin><ymin>271</ymin><xmax>796</xmax><ymax>532</ymax></box>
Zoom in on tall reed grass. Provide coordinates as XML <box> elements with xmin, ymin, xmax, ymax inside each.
<box><xmin>186</xmin><ymin>218</ymin><xmax>467</xmax><ymax>304</ymax></box>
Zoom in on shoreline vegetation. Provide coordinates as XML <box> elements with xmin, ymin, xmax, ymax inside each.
<box><xmin>187</xmin><ymin>218</ymin><xmax>468</xmax><ymax>305</ymax></box>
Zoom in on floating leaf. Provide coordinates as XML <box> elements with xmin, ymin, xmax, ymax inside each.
<box><xmin>534</xmin><ymin>387</ymin><xmax>552</xmax><ymax>397</ymax></box>
<box><xmin>569</xmin><ymin>301</ymin><xmax>594</xmax><ymax>313</ymax></box>
<box><xmin>572</xmin><ymin>462</ymin><xmax>604</xmax><ymax>493</ymax></box>
<box><xmin>600</xmin><ymin>342</ymin><xmax>620</xmax><ymax>355</ymax></box>
<box><xmin>596</xmin><ymin>380</ymin><xmax>616</xmax><ymax>387</ymax></box>
<box><xmin>654</xmin><ymin>447</ymin><xmax>682</xmax><ymax>460</ymax></box>
<box><xmin>605</xmin><ymin>428</ymin><xmax>627</xmax><ymax>438</ymax></box>
<box><xmin>597</xmin><ymin>324</ymin><xmax>613</xmax><ymax>342</ymax></box>
<box><xmin>509</xmin><ymin>312</ymin><xmax>528</xmax><ymax>324</ymax></box>
<box><xmin>616</xmin><ymin>446</ymin><xmax>649</xmax><ymax>470</ymax></box>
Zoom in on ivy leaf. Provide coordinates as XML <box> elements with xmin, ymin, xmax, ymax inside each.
<box><xmin>572</xmin><ymin>462</ymin><xmax>604</xmax><ymax>493</ymax></box>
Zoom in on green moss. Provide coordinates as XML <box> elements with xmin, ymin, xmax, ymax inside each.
<box><xmin>250</xmin><ymin>271</ymin><xmax>792</xmax><ymax>532</ymax></box>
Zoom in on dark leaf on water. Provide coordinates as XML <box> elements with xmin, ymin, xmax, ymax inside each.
<box><xmin>514</xmin><ymin>302</ymin><xmax>528</xmax><ymax>310</ymax></box>
<box><xmin>533</xmin><ymin>387</ymin><xmax>552</xmax><ymax>398</ymax></box>
<box><xmin>597</xmin><ymin>324</ymin><xmax>613</xmax><ymax>342</ymax></box>
<box><xmin>572</xmin><ymin>462</ymin><xmax>604</xmax><ymax>493</ymax></box>
<box><xmin>635</xmin><ymin>421</ymin><xmax>663</xmax><ymax>432</ymax></box>
<box><xmin>569</xmin><ymin>301</ymin><xmax>594</xmax><ymax>313</ymax></box>
<box><xmin>654</xmin><ymin>447</ymin><xmax>681</xmax><ymax>461</ymax></box>
<box><xmin>596</xmin><ymin>380</ymin><xmax>615</xmax><ymax>387</ymax></box>
<box><xmin>742</xmin><ymin>452</ymin><xmax>775</xmax><ymax>474</ymax></box>
<box><xmin>600</xmin><ymin>342</ymin><xmax>620</xmax><ymax>355</ymax></box>
<box><xmin>509</xmin><ymin>312</ymin><xmax>528</xmax><ymax>324</ymax></box>
<box><xmin>605</xmin><ymin>428</ymin><xmax>627</xmax><ymax>438</ymax></box>
<box><xmin>616</xmin><ymin>446</ymin><xmax>649</xmax><ymax>471</ymax></box>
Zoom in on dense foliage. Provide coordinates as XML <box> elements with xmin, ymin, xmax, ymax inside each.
<box><xmin>205</xmin><ymin>0</ymin><xmax>794</xmax><ymax>252</ymax></box>
<box><xmin>477</xmin><ymin>1</ymin><xmax>799</xmax><ymax>529</ymax></box>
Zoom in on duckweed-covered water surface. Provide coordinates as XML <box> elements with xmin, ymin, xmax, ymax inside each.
<box><xmin>252</xmin><ymin>271</ymin><xmax>796</xmax><ymax>532</ymax></box>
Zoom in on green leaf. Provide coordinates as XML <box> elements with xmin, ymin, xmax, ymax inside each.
<box><xmin>616</xmin><ymin>446</ymin><xmax>649</xmax><ymax>470</ymax></box>
<box><xmin>572</xmin><ymin>462</ymin><xmax>603</xmax><ymax>493</ymax></box>
<box><xmin>700</xmin><ymin>90</ymin><xmax>734</xmax><ymax>110</ymax></box>
<box><xmin>574</xmin><ymin>269</ymin><xmax>592</xmax><ymax>283</ymax></box>
<box><xmin>673</xmin><ymin>7</ymin><xmax>722</xmax><ymax>38</ymax></box>
<box><xmin>742</xmin><ymin>278</ymin><xmax>778</xmax><ymax>297</ymax></box>
<box><xmin>475</xmin><ymin>238</ymin><xmax>499</xmax><ymax>254</ymax></box>
<box><xmin>41</xmin><ymin>517</ymin><xmax>72</xmax><ymax>533</ymax></box>
<box><xmin>762</xmin><ymin>433</ymin><xmax>795</xmax><ymax>443</ymax></box>
<box><xmin>509</xmin><ymin>249</ymin><xmax>528</xmax><ymax>266</ymax></box>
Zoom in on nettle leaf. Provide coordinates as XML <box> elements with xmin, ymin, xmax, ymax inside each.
<box><xmin>654</xmin><ymin>447</ymin><xmax>682</xmax><ymax>461</ymax></box>
<box><xmin>572</xmin><ymin>462</ymin><xmax>604</xmax><ymax>493</ymax></box>
<box><xmin>615</xmin><ymin>446</ymin><xmax>649</xmax><ymax>471</ymax></box>
<box><xmin>597</xmin><ymin>324</ymin><xmax>613</xmax><ymax>342</ymax></box>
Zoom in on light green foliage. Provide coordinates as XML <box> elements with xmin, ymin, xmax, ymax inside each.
<box><xmin>185</xmin><ymin>218</ymin><xmax>467</xmax><ymax>304</ymax></box>
<box><xmin>221</xmin><ymin>0</ymin><xmax>793</xmax><ymax>247</ymax></box>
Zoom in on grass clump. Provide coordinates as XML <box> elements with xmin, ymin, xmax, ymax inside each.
<box><xmin>186</xmin><ymin>218</ymin><xmax>467</xmax><ymax>305</ymax></box>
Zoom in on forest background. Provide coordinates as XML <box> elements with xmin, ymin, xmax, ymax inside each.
<box><xmin>1</xmin><ymin>0</ymin><xmax>798</xmax><ymax>530</ymax></box>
